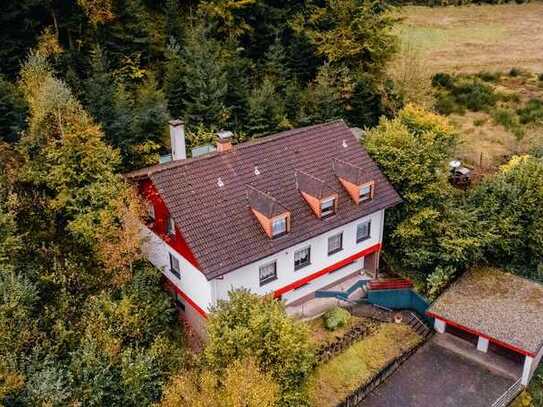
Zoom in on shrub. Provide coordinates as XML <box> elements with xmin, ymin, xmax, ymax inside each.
<box><xmin>323</xmin><ymin>307</ymin><xmax>351</xmax><ymax>331</ymax></box>
<box><xmin>497</xmin><ymin>91</ymin><xmax>520</xmax><ymax>103</ymax></box>
<box><xmin>431</xmin><ymin>72</ymin><xmax>454</xmax><ymax>89</ymax></box>
<box><xmin>509</xmin><ymin>67</ymin><xmax>521</xmax><ymax>77</ymax></box>
<box><xmin>476</xmin><ymin>71</ymin><xmax>500</xmax><ymax>83</ymax></box>
<box><xmin>435</xmin><ymin>93</ymin><xmax>464</xmax><ymax>115</ymax></box>
<box><xmin>517</xmin><ymin>99</ymin><xmax>543</xmax><ymax>124</ymax></box>
<box><xmin>159</xmin><ymin>358</ymin><xmax>280</xmax><ymax>407</ymax></box>
<box><xmin>452</xmin><ymin>80</ymin><xmax>497</xmax><ymax>111</ymax></box>
<box><xmin>492</xmin><ymin>108</ymin><xmax>524</xmax><ymax>140</ymax></box>
<box><xmin>492</xmin><ymin>108</ymin><xmax>519</xmax><ymax>129</ymax></box>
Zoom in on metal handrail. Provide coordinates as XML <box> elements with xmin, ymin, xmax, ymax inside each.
<box><xmin>491</xmin><ymin>378</ymin><xmax>524</xmax><ymax>407</ymax></box>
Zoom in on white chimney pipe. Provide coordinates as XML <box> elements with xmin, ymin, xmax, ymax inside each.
<box><xmin>169</xmin><ymin>119</ymin><xmax>186</xmax><ymax>161</ymax></box>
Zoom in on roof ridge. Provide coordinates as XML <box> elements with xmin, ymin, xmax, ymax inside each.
<box><xmin>128</xmin><ymin>120</ymin><xmax>347</xmax><ymax>179</ymax></box>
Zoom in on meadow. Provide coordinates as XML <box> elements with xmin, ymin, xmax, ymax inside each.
<box><xmin>392</xmin><ymin>3</ymin><xmax>543</xmax><ymax>169</ymax></box>
<box><xmin>395</xmin><ymin>2</ymin><xmax>543</xmax><ymax>73</ymax></box>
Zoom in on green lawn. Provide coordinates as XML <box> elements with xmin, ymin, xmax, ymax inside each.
<box><xmin>306</xmin><ymin>323</ymin><xmax>422</xmax><ymax>407</ymax></box>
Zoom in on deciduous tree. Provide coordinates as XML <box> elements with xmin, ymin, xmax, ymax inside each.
<box><xmin>204</xmin><ymin>289</ymin><xmax>315</xmax><ymax>405</ymax></box>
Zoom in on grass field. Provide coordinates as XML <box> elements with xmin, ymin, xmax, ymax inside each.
<box><xmin>391</xmin><ymin>3</ymin><xmax>543</xmax><ymax>169</ymax></box>
<box><xmin>395</xmin><ymin>2</ymin><xmax>543</xmax><ymax>73</ymax></box>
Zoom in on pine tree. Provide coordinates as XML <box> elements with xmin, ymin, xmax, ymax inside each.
<box><xmin>179</xmin><ymin>24</ymin><xmax>230</xmax><ymax>129</ymax></box>
<box><xmin>164</xmin><ymin>40</ymin><xmax>186</xmax><ymax>119</ymax></box>
<box><xmin>347</xmin><ymin>76</ymin><xmax>385</xmax><ymax>128</ymax></box>
<box><xmin>246</xmin><ymin>77</ymin><xmax>288</xmax><ymax>136</ymax></box>
<box><xmin>83</xmin><ymin>47</ymin><xmax>117</xmax><ymax>137</ymax></box>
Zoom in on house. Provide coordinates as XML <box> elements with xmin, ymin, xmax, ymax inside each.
<box><xmin>126</xmin><ymin>120</ymin><xmax>401</xmax><ymax>337</ymax></box>
<box><xmin>427</xmin><ymin>268</ymin><xmax>543</xmax><ymax>386</ymax></box>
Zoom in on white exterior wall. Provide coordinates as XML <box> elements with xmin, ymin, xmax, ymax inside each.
<box><xmin>141</xmin><ymin>226</ymin><xmax>213</xmax><ymax>312</ymax></box>
<box><xmin>523</xmin><ymin>345</ymin><xmax>543</xmax><ymax>385</ymax></box>
<box><xmin>212</xmin><ymin>210</ymin><xmax>384</xmax><ymax>305</ymax></box>
<box><xmin>434</xmin><ymin>318</ymin><xmax>446</xmax><ymax>334</ymax></box>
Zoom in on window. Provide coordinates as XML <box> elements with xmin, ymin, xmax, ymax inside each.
<box><xmin>272</xmin><ymin>216</ymin><xmax>287</xmax><ymax>238</ymax></box>
<box><xmin>174</xmin><ymin>293</ymin><xmax>185</xmax><ymax>311</ymax></box>
<box><xmin>259</xmin><ymin>261</ymin><xmax>277</xmax><ymax>286</ymax></box>
<box><xmin>166</xmin><ymin>216</ymin><xmax>176</xmax><ymax>237</ymax></box>
<box><xmin>169</xmin><ymin>253</ymin><xmax>180</xmax><ymax>278</ymax></box>
<box><xmin>320</xmin><ymin>197</ymin><xmax>336</xmax><ymax>218</ymax></box>
<box><xmin>356</xmin><ymin>221</ymin><xmax>371</xmax><ymax>243</ymax></box>
<box><xmin>294</xmin><ymin>246</ymin><xmax>311</xmax><ymax>270</ymax></box>
<box><xmin>328</xmin><ymin>233</ymin><xmax>343</xmax><ymax>255</ymax></box>
<box><xmin>359</xmin><ymin>183</ymin><xmax>374</xmax><ymax>202</ymax></box>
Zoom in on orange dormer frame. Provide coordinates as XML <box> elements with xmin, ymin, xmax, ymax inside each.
<box><xmin>251</xmin><ymin>209</ymin><xmax>291</xmax><ymax>239</ymax></box>
<box><xmin>300</xmin><ymin>191</ymin><xmax>339</xmax><ymax>219</ymax></box>
<box><xmin>338</xmin><ymin>178</ymin><xmax>374</xmax><ymax>205</ymax></box>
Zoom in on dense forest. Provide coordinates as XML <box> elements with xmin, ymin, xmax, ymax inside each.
<box><xmin>0</xmin><ymin>0</ymin><xmax>542</xmax><ymax>406</ymax></box>
<box><xmin>0</xmin><ymin>0</ymin><xmax>401</xmax><ymax>171</ymax></box>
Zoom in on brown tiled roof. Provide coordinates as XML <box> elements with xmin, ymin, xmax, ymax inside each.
<box><xmin>295</xmin><ymin>170</ymin><xmax>337</xmax><ymax>199</ymax></box>
<box><xmin>247</xmin><ymin>185</ymin><xmax>288</xmax><ymax>218</ymax></box>
<box><xmin>130</xmin><ymin>121</ymin><xmax>401</xmax><ymax>280</ymax></box>
<box><xmin>333</xmin><ymin>158</ymin><xmax>369</xmax><ymax>185</ymax></box>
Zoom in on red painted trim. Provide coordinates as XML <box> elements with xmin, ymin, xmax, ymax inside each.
<box><xmin>164</xmin><ymin>278</ymin><xmax>208</xmax><ymax>319</ymax></box>
<box><xmin>427</xmin><ymin>311</ymin><xmax>534</xmax><ymax>357</ymax></box>
<box><xmin>367</xmin><ymin>278</ymin><xmax>413</xmax><ymax>291</ymax></box>
<box><xmin>273</xmin><ymin>243</ymin><xmax>382</xmax><ymax>298</ymax></box>
<box><xmin>139</xmin><ymin>179</ymin><xmax>201</xmax><ymax>269</ymax></box>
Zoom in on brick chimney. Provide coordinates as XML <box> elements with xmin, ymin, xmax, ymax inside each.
<box><xmin>217</xmin><ymin>130</ymin><xmax>233</xmax><ymax>153</ymax></box>
<box><xmin>169</xmin><ymin>119</ymin><xmax>186</xmax><ymax>161</ymax></box>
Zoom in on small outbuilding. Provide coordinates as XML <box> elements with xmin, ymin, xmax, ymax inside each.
<box><xmin>427</xmin><ymin>268</ymin><xmax>543</xmax><ymax>385</ymax></box>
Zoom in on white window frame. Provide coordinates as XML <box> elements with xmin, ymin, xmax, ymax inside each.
<box><xmin>169</xmin><ymin>253</ymin><xmax>180</xmax><ymax>278</ymax></box>
<box><xmin>328</xmin><ymin>232</ymin><xmax>343</xmax><ymax>255</ymax></box>
<box><xmin>356</xmin><ymin>220</ymin><xmax>371</xmax><ymax>243</ymax></box>
<box><xmin>259</xmin><ymin>261</ymin><xmax>277</xmax><ymax>286</ymax></box>
<box><xmin>359</xmin><ymin>182</ymin><xmax>374</xmax><ymax>202</ymax></box>
<box><xmin>320</xmin><ymin>197</ymin><xmax>336</xmax><ymax>218</ymax></box>
<box><xmin>272</xmin><ymin>216</ymin><xmax>287</xmax><ymax>238</ymax></box>
<box><xmin>294</xmin><ymin>246</ymin><xmax>311</xmax><ymax>270</ymax></box>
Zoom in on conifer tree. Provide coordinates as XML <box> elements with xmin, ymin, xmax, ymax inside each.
<box><xmin>178</xmin><ymin>24</ymin><xmax>230</xmax><ymax>129</ymax></box>
<box><xmin>246</xmin><ymin>77</ymin><xmax>288</xmax><ymax>136</ymax></box>
<box><xmin>164</xmin><ymin>40</ymin><xmax>186</xmax><ymax>119</ymax></box>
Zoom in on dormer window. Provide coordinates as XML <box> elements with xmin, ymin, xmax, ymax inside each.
<box><xmin>272</xmin><ymin>216</ymin><xmax>288</xmax><ymax>238</ymax></box>
<box><xmin>247</xmin><ymin>185</ymin><xmax>290</xmax><ymax>239</ymax></box>
<box><xmin>359</xmin><ymin>182</ymin><xmax>374</xmax><ymax>202</ymax></box>
<box><xmin>320</xmin><ymin>197</ymin><xmax>336</xmax><ymax>218</ymax></box>
<box><xmin>295</xmin><ymin>170</ymin><xmax>338</xmax><ymax>220</ymax></box>
<box><xmin>333</xmin><ymin>159</ymin><xmax>375</xmax><ymax>205</ymax></box>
